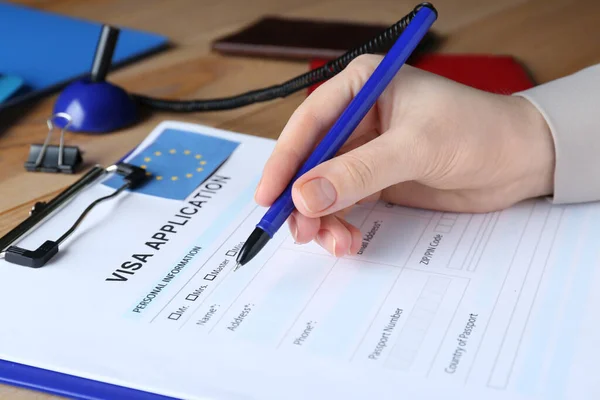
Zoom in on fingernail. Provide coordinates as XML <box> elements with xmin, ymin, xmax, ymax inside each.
<box><xmin>316</xmin><ymin>230</ymin><xmax>338</xmax><ymax>257</ymax></box>
<box><xmin>298</xmin><ymin>178</ymin><xmax>336</xmax><ymax>213</ymax></box>
<box><xmin>288</xmin><ymin>215</ymin><xmax>298</xmax><ymax>243</ymax></box>
<box><xmin>315</xmin><ymin>231</ymin><xmax>322</xmax><ymax>247</ymax></box>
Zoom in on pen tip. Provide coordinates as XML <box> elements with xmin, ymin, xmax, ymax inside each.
<box><xmin>234</xmin><ymin>262</ymin><xmax>241</xmax><ymax>272</ymax></box>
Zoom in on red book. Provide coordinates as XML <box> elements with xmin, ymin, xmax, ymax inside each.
<box><xmin>308</xmin><ymin>54</ymin><xmax>535</xmax><ymax>95</ymax></box>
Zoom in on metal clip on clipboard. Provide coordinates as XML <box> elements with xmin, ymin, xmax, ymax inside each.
<box><xmin>24</xmin><ymin>113</ymin><xmax>83</xmax><ymax>173</ymax></box>
<box><xmin>0</xmin><ymin>163</ymin><xmax>149</xmax><ymax>268</ymax></box>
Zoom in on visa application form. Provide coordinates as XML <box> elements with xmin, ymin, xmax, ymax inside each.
<box><xmin>0</xmin><ymin>121</ymin><xmax>598</xmax><ymax>399</ymax></box>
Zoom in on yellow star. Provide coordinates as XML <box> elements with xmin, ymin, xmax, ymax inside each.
<box><xmin>200</xmin><ymin>161</ymin><xmax>207</xmax><ymax>165</ymax></box>
<box><xmin>146</xmin><ymin>172</ymin><xmax>152</xmax><ymax>176</ymax></box>
<box><xmin>195</xmin><ymin>154</ymin><xmax>202</xmax><ymax>159</ymax></box>
<box><xmin>197</xmin><ymin>167</ymin><xmax>203</xmax><ymax>172</ymax></box>
<box><xmin>171</xmin><ymin>176</ymin><xmax>178</xmax><ymax>181</ymax></box>
<box><xmin>144</xmin><ymin>157</ymin><xmax>151</xmax><ymax>162</ymax></box>
<box><xmin>186</xmin><ymin>173</ymin><xmax>193</xmax><ymax>178</ymax></box>
<box><xmin>140</xmin><ymin>165</ymin><xmax>146</xmax><ymax>169</ymax></box>
<box><xmin>155</xmin><ymin>151</ymin><xmax>162</xmax><ymax>156</ymax></box>
<box><xmin>184</xmin><ymin>150</ymin><xmax>191</xmax><ymax>155</ymax></box>
<box><xmin>169</xmin><ymin>149</ymin><xmax>176</xmax><ymax>154</ymax></box>
<box><xmin>156</xmin><ymin>176</ymin><xmax>163</xmax><ymax>181</ymax></box>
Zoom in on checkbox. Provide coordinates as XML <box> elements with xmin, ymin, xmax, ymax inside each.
<box><xmin>186</xmin><ymin>294</ymin><xmax>199</xmax><ymax>301</ymax></box>
<box><xmin>434</xmin><ymin>225</ymin><xmax>452</xmax><ymax>233</ymax></box>
<box><xmin>168</xmin><ymin>313</ymin><xmax>181</xmax><ymax>320</ymax></box>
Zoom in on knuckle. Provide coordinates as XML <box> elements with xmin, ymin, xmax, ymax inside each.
<box><xmin>281</xmin><ymin>146</ymin><xmax>304</xmax><ymax>166</ymax></box>
<box><xmin>345</xmin><ymin>55</ymin><xmax>381</xmax><ymax>80</ymax></box>
<box><xmin>347</xmin><ymin>54</ymin><xmax>380</xmax><ymax>69</ymax></box>
<box><xmin>272</xmin><ymin>140</ymin><xmax>303</xmax><ymax>165</ymax></box>
<box><xmin>290</xmin><ymin>104</ymin><xmax>320</xmax><ymax>133</ymax></box>
<box><xmin>339</xmin><ymin>153</ymin><xmax>375</xmax><ymax>191</ymax></box>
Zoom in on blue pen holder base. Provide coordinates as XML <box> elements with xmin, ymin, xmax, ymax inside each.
<box><xmin>52</xmin><ymin>78</ymin><xmax>138</xmax><ymax>133</ymax></box>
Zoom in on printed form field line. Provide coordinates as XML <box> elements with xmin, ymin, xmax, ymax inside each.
<box><xmin>348</xmin><ymin>214</ymin><xmax>434</xmax><ymax>361</ymax></box>
<box><xmin>467</xmin><ymin>213</ymin><xmax>500</xmax><ymax>272</ymax></box>
<box><xmin>513</xmin><ymin>204</ymin><xmax>591</xmax><ymax>395</ymax></box>
<box><xmin>207</xmin><ymin>248</ymin><xmax>280</xmax><ymax>334</ymax></box>
<box><xmin>376</xmin><ymin>207</ymin><xmax>435</xmax><ymax>220</ymax></box>
<box><xmin>459</xmin><ymin>214</ymin><xmax>488</xmax><ymax>272</ymax></box>
<box><xmin>464</xmin><ymin>204</ymin><xmax>537</xmax><ymax>383</ymax></box>
<box><xmin>542</xmin><ymin>208</ymin><xmax>600</xmax><ymax>399</ymax></box>
<box><xmin>434</xmin><ymin>212</ymin><xmax>459</xmax><ymax>234</ymax></box>
<box><xmin>273</xmin><ymin>203</ymin><xmax>436</xmax><ymax>346</ymax></box>
<box><xmin>356</xmin><ymin>205</ymin><xmax>379</xmax><ymax>231</ymax></box>
<box><xmin>468</xmin><ymin>212</ymin><xmax>500</xmax><ymax>272</ymax></box>
<box><xmin>426</xmin><ymin>278</ymin><xmax>472</xmax><ymax>376</ymax></box>
<box><xmin>384</xmin><ymin>275</ymin><xmax>452</xmax><ymax>371</ymax></box>
<box><xmin>446</xmin><ymin>214</ymin><xmax>474</xmax><ymax>271</ymax></box>
<box><xmin>276</xmin><ymin>260</ymin><xmax>340</xmax><ymax>348</ymax></box>
<box><xmin>178</xmin><ymin>224</ymin><xmax>291</xmax><ymax>329</ymax></box>
<box><xmin>349</xmin><ymin>258</ymin><xmax>475</xmax><ymax>279</ymax></box>
<box><xmin>149</xmin><ymin>205</ymin><xmax>258</xmax><ymax>324</ymax></box>
<box><xmin>487</xmin><ymin>207</ymin><xmax>565</xmax><ymax>390</ymax></box>
<box><xmin>176</xmin><ymin>262</ymin><xmax>239</xmax><ymax>328</ymax></box>
<box><xmin>254</xmin><ymin>203</ymin><xmax>437</xmax><ymax>351</ymax></box>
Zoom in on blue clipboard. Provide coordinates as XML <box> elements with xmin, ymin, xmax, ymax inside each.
<box><xmin>0</xmin><ymin>1</ymin><xmax>169</xmax><ymax>110</ymax></box>
<box><xmin>0</xmin><ymin>3</ymin><xmax>172</xmax><ymax>398</ymax></box>
<box><xmin>0</xmin><ymin>359</ymin><xmax>177</xmax><ymax>399</ymax></box>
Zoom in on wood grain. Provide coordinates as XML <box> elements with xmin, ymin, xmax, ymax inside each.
<box><xmin>1</xmin><ymin>0</ymin><xmax>599</xmax><ymax>398</ymax></box>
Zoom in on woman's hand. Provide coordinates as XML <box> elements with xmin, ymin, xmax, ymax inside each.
<box><xmin>254</xmin><ymin>55</ymin><xmax>555</xmax><ymax>256</ymax></box>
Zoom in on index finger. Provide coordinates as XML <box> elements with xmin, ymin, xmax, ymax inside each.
<box><xmin>254</xmin><ymin>55</ymin><xmax>382</xmax><ymax>207</ymax></box>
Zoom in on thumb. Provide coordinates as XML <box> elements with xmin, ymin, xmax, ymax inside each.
<box><xmin>291</xmin><ymin>132</ymin><xmax>426</xmax><ymax>217</ymax></box>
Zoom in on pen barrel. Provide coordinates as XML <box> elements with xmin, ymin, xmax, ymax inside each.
<box><xmin>258</xmin><ymin>5</ymin><xmax>437</xmax><ymax>237</ymax></box>
<box><xmin>258</xmin><ymin>185</ymin><xmax>296</xmax><ymax>236</ymax></box>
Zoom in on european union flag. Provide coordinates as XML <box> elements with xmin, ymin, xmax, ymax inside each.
<box><xmin>103</xmin><ymin>128</ymin><xmax>239</xmax><ymax>200</ymax></box>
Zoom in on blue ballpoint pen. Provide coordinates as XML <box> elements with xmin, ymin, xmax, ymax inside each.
<box><xmin>235</xmin><ymin>3</ymin><xmax>437</xmax><ymax>270</ymax></box>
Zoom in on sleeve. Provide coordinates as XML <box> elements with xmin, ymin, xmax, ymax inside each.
<box><xmin>512</xmin><ymin>63</ymin><xmax>600</xmax><ymax>204</ymax></box>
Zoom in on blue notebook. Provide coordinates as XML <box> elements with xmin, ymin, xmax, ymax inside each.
<box><xmin>0</xmin><ymin>1</ymin><xmax>168</xmax><ymax>110</ymax></box>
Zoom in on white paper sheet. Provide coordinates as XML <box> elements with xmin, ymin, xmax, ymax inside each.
<box><xmin>0</xmin><ymin>121</ymin><xmax>598</xmax><ymax>400</ymax></box>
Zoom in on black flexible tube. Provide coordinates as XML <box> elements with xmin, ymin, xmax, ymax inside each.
<box><xmin>130</xmin><ymin>2</ymin><xmax>437</xmax><ymax>112</ymax></box>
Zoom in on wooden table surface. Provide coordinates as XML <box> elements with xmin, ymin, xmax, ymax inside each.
<box><xmin>1</xmin><ymin>0</ymin><xmax>599</xmax><ymax>398</ymax></box>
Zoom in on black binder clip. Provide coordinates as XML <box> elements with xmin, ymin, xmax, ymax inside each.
<box><xmin>24</xmin><ymin>112</ymin><xmax>83</xmax><ymax>174</ymax></box>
